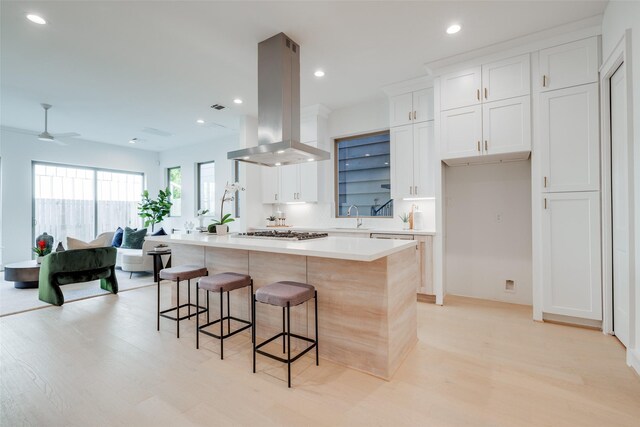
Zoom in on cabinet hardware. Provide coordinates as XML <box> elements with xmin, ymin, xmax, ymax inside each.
<box><xmin>484</xmin><ymin>88</ymin><xmax>488</xmax><ymax>99</ymax></box>
<box><xmin>477</xmin><ymin>141</ymin><xmax>481</xmax><ymax>152</ymax></box>
<box><xmin>544</xmin><ymin>176</ymin><xmax>547</xmax><ymax>188</ymax></box>
<box><xmin>409</xmin><ymin>186</ymin><xmax>413</xmax><ymax>195</ymax></box>
<box><xmin>414</xmin><ymin>186</ymin><xmax>418</xmax><ymax>194</ymax></box>
<box><xmin>484</xmin><ymin>140</ymin><xmax>488</xmax><ymax>152</ymax></box>
<box><xmin>544</xmin><ymin>198</ymin><xmax>547</xmax><ymax>209</ymax></box>
<box><xmin>413</xmin><ymin>111</ymin><xmax>416</xmax><ymax>120</ymax></box>
<box><xmin>409</xmin><ymin>111</ymin><xmax>412</xmax><ymax>121</ymax></box>
<box><xmin>476</xmin><ymin>89</ymin><xmax>480</xmax><ymax>101</ymax></box>
<box><xmin>542</xmin><ymin>75</ymin><xmax>547</xmax><ymax>87</ymax></box>
<box><xmin>275</xmin><ymin>194</ymin><xmax>278</xmax><ymax>201</ymax></box>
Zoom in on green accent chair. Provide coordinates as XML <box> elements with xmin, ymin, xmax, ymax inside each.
<box><xmin>38</xmin><ymin>247</ymin><xmax>118</xmax><ymax>306</ymax></box>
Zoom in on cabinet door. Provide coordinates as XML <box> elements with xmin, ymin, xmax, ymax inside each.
<box><xmin>482</xmin><ymin>96</ymin><xmax>531</xmax><ymax>156</ymax></box>
<box><xmin>539</xmin><ymin>37</ymin><xmax>598</xmax><ymax>91</ymax></box>
<box><xmin>413</xmin><ymin>88</ymin><xmax>434</xmax><ymax>123</ymax></box>
<box><xmin>540</xmin><ymin>83</ymin><xmax>599</xmax><ymax>192</ymax></box>
<box><xmin>299</xmin><ymin>159</ymin><xmax>318</xmax><ymax>203</ymax></box>
<box><xmin>542</xmin><ymin>192</ymin><xmax>602</xmax><ymax>320</ymax></box>
<box><xmin>482</xmin><ymin>54</ymin><xmax>530</xmax><ymax>102</ymax></box>
<box><xmin>279</xmin><ymin>165</ymin><xmax>298</xmax><ymax>202</ymax></box>
<box><xmin>440</xmin><ymin>105</ymin><xmax>482</xmax><ymax>160</ymax></box>
<box><xmin>391</xmin><ymin>125</ymin><xmax>414</xmax><ymax>199</ymax></box>
<box><xmin>390</xmin><ymin>92</ymin><xmax>413</xmax><ymax>127</ymax></box>
<box><xmin>261</xmin><ymin>166</ymin><xmax>280</xmax><ymax>204</ymax></box>
<box><xmin>300</xmin><ymin>117</ymin><xmax>317</xmax><ymax>143</ymax></box>
<box><xmin>413</xmin><ymin>121</ymin><xmax>435</xmax><ymax>198</ymax></box>
<box><xmin>440</xmin><ymin>66</ymin><xmax>482</xmax><ymax>111</ymax></box>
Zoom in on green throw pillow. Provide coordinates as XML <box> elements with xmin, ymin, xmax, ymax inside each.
<box><xmin>121</xmin><ymin>227</ymin><xmax>147</xmax><ymax>249</ymax></box>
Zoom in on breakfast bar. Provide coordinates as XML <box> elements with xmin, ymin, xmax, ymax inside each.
<box><xmin>147</xmin><ymin>232</ymin><xmax>419</xmax><ymax>380</ymax></box>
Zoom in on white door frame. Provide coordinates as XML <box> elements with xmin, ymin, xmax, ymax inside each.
<box><xmin>600</xmin><ymin>30</ymin><xmax>635</xmax><ymax>348</ymax></box>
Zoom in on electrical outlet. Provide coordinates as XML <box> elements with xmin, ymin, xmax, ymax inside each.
<box><xmin>505</xmin><ymin>280</ymin><xmax>515</xmax><ymax>293</ymax></box>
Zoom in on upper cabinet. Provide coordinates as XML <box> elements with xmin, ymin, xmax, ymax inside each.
<box><xmin>481</xmin><ymin>54</ymin><xmax>530</xmax><ymax>102</ymax></box>
<box><xmin>440</xmin><ymin>67</ymin><xmax>482</xmax><ymax>111</ymax></box>
<box><xmin>539</xmin><ymin>37</ymin><xmax>598</xmax><ymax>92</ymax></box>
<box><xmin>391</xmin><ymin>121</ymin><xmax>435</xmax><ymax>200</ymax></box>
<box><xmin>440</xmin><ymin>105</ymin><xmax>483</xmax><ymax>160</ymax></box>
<box><xmin>390</xmin><ymin>88</ymin><xmax>434</xmax><ymax>127</ymax></box>
<box><xmin>482</xmin><ymin>96</ymin><xmax>531</xmax><ymax>156</ymax></box>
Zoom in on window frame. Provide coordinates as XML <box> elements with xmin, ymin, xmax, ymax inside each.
<box><xmin>31</xmin><ymin>160</ymin><xmax>144</xmax><ymax>246</ymax></box>
<box><xmin>167</xmin><ymin>166</ymin><xmax>182</xmax><ymax>217</ymax></box>
<box><xmin>333</xmin><ymin>130</ymin><xmax>393</xmax><ymax>218</ymax></box>
<box><xmin>196</xmin><ymin>160</ymin><xmax>215</xmax><ymax>216</ymax></box>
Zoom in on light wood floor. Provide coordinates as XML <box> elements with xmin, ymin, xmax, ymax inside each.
<box><xmin>1</xmin><ymin>287</ymin><xmax>639</xmax><ymax>426</ymax></box>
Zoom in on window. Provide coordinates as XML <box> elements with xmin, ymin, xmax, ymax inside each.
<box><xmin>33</xmin><ymin>162</ymin><xmax>143</xmax><ymax>246</ymax></box>
<box><xmin>167</xmin><ymin>166</ymin><xmax>181</xmax><ymax>216</ymax></box>
<box><xmin>197</xmin><ymin>161</ymin><xmax>215</xmax><ymax>215</ymax></box>
<box><xmin>335</xmin><ymin>131</ymin><xmax>393</xmax><ymax>217</ymax></box>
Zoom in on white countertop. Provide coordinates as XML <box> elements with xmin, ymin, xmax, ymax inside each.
<box><xmin>147</xmin><ymin>233</ymin><xmax>417</xmax><ymax>262</ymax></box>
<box><xmin>250</xmin><ymin>226</ymin><xmax>436</xmax><ymax>236</ymax></box>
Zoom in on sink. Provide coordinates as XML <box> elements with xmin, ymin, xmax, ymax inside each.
<box><xmin>331</xmin><ymin>227</ymin><xmax>371</xmax><ymax>231</ymax></box>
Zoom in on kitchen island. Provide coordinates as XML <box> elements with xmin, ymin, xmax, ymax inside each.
<box><xmin>146</xmin><ymin>233</ymin><xmax>419</xmax><ymax>380</ymax></box>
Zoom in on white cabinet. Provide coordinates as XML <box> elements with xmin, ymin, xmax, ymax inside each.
<box><xmin>391</xmin><ymin>121</ymin><xmax>435</xmax><ymax>199</ymax></box>
<box><xmin>540</xmin><ymin>83</ymin><xmax>599</xmax><ymax>192</ymax></box>
<box><xmin>390</xmin><ymin>88</ymin><xmax>434</xmax><ymax>127</ymax></box>
<box><xmin>482</xmin><ymin>96</ymin><xmax>531</xmax><ymax>156</ymax></box>
<box><xmin>482</xmin><ymin>54</ymin><xmax>530</xmax><ymax>102</ymax></box>
<box><xmin>542</xmin><ymin>192</ymin><xmax>602</xmax><ymax>320</ymax></box>
<box><xmin>261</xmin><ymin>166</ymin><xmax>280</xmax><ymax>203</ymax></box>
<box><xmin>440</xmin><ymin>105</ymin><xmax>483</xmax><ymax>160</ymax></box>
<box><xmin>441</xmin><ymin>67</ymin><xmax>482</xmax><ymax>111</ymax></box>
<box><xmin>539</xmin><ymin>37</ymin><xmax>598</xmax><ymax>91</ymax></box>
<box><xmin>279</xmin><ymin>165</ymin><xmax>298</xmax><ymax>202</ymax></box>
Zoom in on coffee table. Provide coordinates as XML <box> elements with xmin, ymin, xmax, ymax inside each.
<box><xmin>5</xmin><ymin>260</ymin><xmax>40</xmax><ymax>289</ymax></box>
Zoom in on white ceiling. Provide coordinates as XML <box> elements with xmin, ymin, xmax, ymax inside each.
<box><xmin>1</xmin><ymin>1</ymin><xmax>607</xmax><ymax>151</ymax></box>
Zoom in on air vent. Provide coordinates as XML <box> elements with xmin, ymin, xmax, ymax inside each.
<box><xmin>141</xmin><ymin>127</ymin><xmax>172</xmax><ymax>137</ymax></box>
<box><xmin>211</xmin><ymin>104</ymin><xmax>226</xmax><ymax>110</ymax></box>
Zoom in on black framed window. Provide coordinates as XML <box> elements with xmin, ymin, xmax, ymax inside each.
<box><xmin>197</xmin><ymin>161</ymin><xmax>215</xmax><ymax>214</ymax></box>
<box><xmin>167</xmin><ymin>166</ymin><xmax>181</xmax><ymax>216</ymax></box>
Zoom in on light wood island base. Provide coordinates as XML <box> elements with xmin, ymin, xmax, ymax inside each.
<box><xmin>169</xmin><ymin>243</ymin><xmax>418</xmax><ymax>379</ymax></box>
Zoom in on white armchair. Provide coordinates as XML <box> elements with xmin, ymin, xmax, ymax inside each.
<box><xmin>118</xmin><ymin>239</ymin><xmax>156</xmax><ymax>277</ymax></box>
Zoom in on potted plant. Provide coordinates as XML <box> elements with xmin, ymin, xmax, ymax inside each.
<box><xmin>33</xmin><ymin>240</ymin><xmax>48</xmax><ymax>264</ymax></box>
<box><xmin>266</xmin><ymin>215</ymin><xmax>276</xmax><ymax>227</ymax></box>
<box><xmin>196</xmin><ymin>209</ymin><xmax>209</xmax><ymax>229</ymax></box>
<box><xmin>207</xmin><ymin>182</ymin><xmax>244</xmax><ymax>235</ymax></box>
<box><xmin>399</xmin><ymin>213</ymin><xmax>410</xmax><ymax>230</ymax></box>
<box><xmin>138</xmin><ymin>188</ymin><xmax>173</xmax><ymax>232</ymax></box>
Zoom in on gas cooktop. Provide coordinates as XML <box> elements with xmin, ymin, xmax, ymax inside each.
<box><xmin>237</xmin><ymin>231</ymin><xmax>329</xmax><ymax>241</ymax></box>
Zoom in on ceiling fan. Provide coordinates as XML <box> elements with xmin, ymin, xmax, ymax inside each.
<box><xmin>36</xmin><ymin>103</ymin><xmax>80</xmax><ymax>145</ymax></box>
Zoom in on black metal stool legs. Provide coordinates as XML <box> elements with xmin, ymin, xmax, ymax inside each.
<box><xmin>287</xmin><ymin>302</ymin><xmax>291</xmax><ymax>387</ymax></box>
<box><xmin>315</xmin><ymin>291</ymin><xmax>319</xmax><ymax>366</ymax></box>
<box><xmin>252</xmin><ymin>293</ymin><xmax>256</xmax><ymax>373</ymax></box>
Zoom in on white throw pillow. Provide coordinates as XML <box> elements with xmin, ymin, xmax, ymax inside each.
<box><xmin>67</xmin><ymin>232</ymin><xmax>112</xmax><ymax>250</ymax></box>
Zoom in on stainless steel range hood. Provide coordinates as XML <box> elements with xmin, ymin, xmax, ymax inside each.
<box><xmin>227</xmin><ymin>33</ymin><xmax>330</xmax><ymax>167</ymax></box>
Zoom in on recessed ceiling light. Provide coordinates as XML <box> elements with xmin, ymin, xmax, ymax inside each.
<box><xmin>233</xmin><ymin>98</ymin><xmax>243</xmax><ymax>104</ymax></box>
<box><xmin>275</xmin><ymin>162</ymin><xmax>281</xmax><ymax>166</ymax></box>
<box><xmin>196</xmin><ymin>119</ymin><xmax>205</xmax><ymax>124</ymax></box>
<box><xmin>446</xmin><ymin>24</ymin><xmax>461</xmax><ymax>35</ymax></box>
<box><xmin>277</xmin><ymin>150</ymin><xmax>285</xmax><ymax>154</ymax></box>
<box><xmin>129</xmin><ymin>138</ymin><xmax>137</xmax><ymax>144</ymax></box>
<box><xmin>307</xmin><ymin>158</ymin><xmax>315</xmax><ymax>162</ymax></box>
<box><xmin>26</xmin><ymin>14</ymin><xmax>46</xmax><ymax>25</ymax></box>
<box><xmin>243</xmin><ymin>156</ymin><xmax>250</xmax><ymax>160</ymax></box>
<box><xmin>314</xmin><ymin>70</ymin><xmax>325</xmax><ymax>77</ymax></box>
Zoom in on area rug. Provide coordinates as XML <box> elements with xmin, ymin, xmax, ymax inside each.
<box><xmin>0</xmin><ymin>269</ymin><xmax>155</xmax><ymax>317</ymax></box>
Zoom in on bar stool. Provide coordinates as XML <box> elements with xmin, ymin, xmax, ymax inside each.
<box><xmin>196</xmin><ymin>272</ymin><xmax>254</xmax><ymax>359</ymax></box>
<box><xmin>157</xmin><ymin>264</ymin><xmax>208</xmax><ymax>338</ymax></box>
<box><xmin>252</xmin><ymin>281</ymin><xmax>318</xmax><ymax>388</ymax></box>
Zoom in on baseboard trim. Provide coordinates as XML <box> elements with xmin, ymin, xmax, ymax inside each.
<box><xmin>417</xmin><ymin>293</ymin><xmax>436</xmax><ymax>304</ymax></box>
<box><xmin>542</xmin><ymin>312</ymin><xmax>602</xmax><ymax>330</ymax></box>
<box><xmin>628</xmin><ymin>349</ymin><xmax>640</xmax><ymax>377</ymax></box>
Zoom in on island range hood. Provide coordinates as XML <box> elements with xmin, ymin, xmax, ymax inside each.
<box><xmin>227</xmin><ymin>33</ymin><xmax>330</xmax><ymax>167</ymax></box>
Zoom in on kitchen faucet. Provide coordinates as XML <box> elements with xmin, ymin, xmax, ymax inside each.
<box><xmin>347</xmin><ymin>205</ymin><xmax>363</xmax><ymax>228</ymax></box>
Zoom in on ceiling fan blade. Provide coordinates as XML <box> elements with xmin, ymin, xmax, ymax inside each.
<box><xmin>53</xmin><ymin>132</ymin><xmax>80</xmax><ymax>138</ymax></box>
<box><xmin>51</xmin><ymin>139</ymin><xmax>69</xmax><ymax>146</ymax></box>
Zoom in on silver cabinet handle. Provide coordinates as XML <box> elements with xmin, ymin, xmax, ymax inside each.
<box><xmin>409</xmin><ymin>111</ymin><xmax>412</xmax><ymax>121</ymax></box>
<box><xmin>275</xmin><ymin>194</ymin><xmax>278</xmax><ymax>201</ymax></box>
<box><xmin>476</xmin><ymin>89</ymin><xmax>480</xmax><ymax>101</ymax></box>
<box><xmin>542</xmin><ymin>75</ymin><xmax>547</xmax><ymax>87</ymax></box>
<box><xmin>414</xmin><ymin>186</ymin><xmax>418</xmax><ymax>194</ymax></box>
<box><xmin>484</xmin><ymin>88</ymin><xmax>488</xmax><ymax>99</ymax></box>
<box><xmin>413</xmin><ymin>111</ymin><xmax>417</xmax><ymax>120</ymax></box>
<box><xmin>409</xmin><ymin>186</ymin><xmax>412</xmax><ymax>195</ymax></box>
<box><xmin>484</xmin><ymin>140</ymin><xmax>488</xmax><ymax>152</ymax></box>
<box><xmin>544</xmin><ymin>198</ymin><xmax>548</xmax><ymax>209</ymax></box>
<box><xmin>544</xmin><ymin>176</ymin><xmax>547</xmax><ymax>188</ymax></box>
<box><xmin>477</xmin><ymin>141</ymin><xmax>481</xmax><ymax>152</ymax></box>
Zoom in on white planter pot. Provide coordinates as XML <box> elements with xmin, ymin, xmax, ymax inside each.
<box><xmin>37</xmin><ymin>256</ymin><xmax>44</xmax><ymax>264</ymax></box>
<box><xmin>215</xmin><ymin>225</ymin><xmax>228</xmax><ymax>235</ymax></box>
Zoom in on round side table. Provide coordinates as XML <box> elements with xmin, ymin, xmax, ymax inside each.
<box><xmin>5</xmin><ymin>260</ymin><xmax>41</xmax><ymax>289</ymax></box>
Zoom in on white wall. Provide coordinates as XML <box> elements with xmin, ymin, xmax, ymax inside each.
<box><xmin>280</xmin><ymin>97</ymin><xmax>437</xmax><ymax>231</ymax></box>
<box><xmin>444</xmin><ymin>160</ymin><xmax>533</xmax><ymax>305</ymax></box>
<box><xmin>0</xmin><ymin>127</ymin><xmax>162</xmax><ymax>266</ymax></box>
<box><xmin>601</xmin><ymin>0</ymin><xmax>640</xmax><ymax>371</ymax></box>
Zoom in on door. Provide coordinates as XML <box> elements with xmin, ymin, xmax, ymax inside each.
<box><xmin>413</xmin><ymin>121</ymin><xmax>435</xmax><ymax>198</ymax></box>
<box><xmin>413</xmin><ymin>88</ymin><xmax>434</xmax><ymax>123</ymax></box>
<box><xmin>440</xmin><ymin>66</ymin><xmax>482</xmax><ymax>110</ymax></box>
<box><xmin>391</xmin><ymin>124</ymin><xmax>414</xmax><ymax>199</ymax></box>
<box><xmin>279</xmin><ymin>165</ymin><xmax>298</xmax><ymax>202</ymax></box>
<box><xmin>440</xmin><ymin>105</ymin><xmax>482</xmax><ymax>160</ymax></box>
<box><xmin>390</xmin><ymin>92</ymin><xmax>413</xmax><ymax>127</ymax></box>
<box><xmin>261</xmin><ymin>166</ymin><xmax>280</xmax><ymax>203</ymax></box>
<box><xmin>611</xmin><ymin>63</ymin><xmax>630</xmax><ymax>347</ymax></box>
<box><xmin>540</xmin><ymin>83</ymin><xmax>600</xmax><ymax>192</ymax></box>
<box><xmin>539</xmin><ymin>37</ymin><xmax>598</xmax><ymax>91</ymax></box>
<box><xmin>542</xmin><ymin>192</ymin><xmax>602</xmax><ymax>320</ymax></box>
<box><xmin>482</xmin><ymin>54</ymin><xmax>530</xmax><ymax>102</ymax></box>
<box><xmin>482</xmin><ymin>96</ymin><xmax>531</xmax><ymax>156</ymax></box>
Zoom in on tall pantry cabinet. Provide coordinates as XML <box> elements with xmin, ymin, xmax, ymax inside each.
<box><xmin>538</xmin><ymin>37</ymin><xmax>602</xmax><ymax>321</ymax></box>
